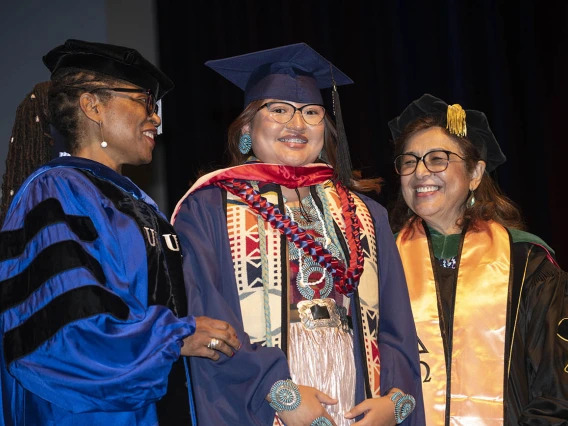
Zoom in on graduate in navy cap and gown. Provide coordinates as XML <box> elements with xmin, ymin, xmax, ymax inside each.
<box><xmin>389</xmin><ymin>94</ymin><xmax>568</xmax><ymax>425</ymax></box>
<box><xmin>0</xmin><ymin>39</ymin><xmax>241</xmax><ymax>426</ymax></box>
<box><xmin>172</xmin><ymin>43</ymin><xmax>425</xmax><ymax>426</ymax></box>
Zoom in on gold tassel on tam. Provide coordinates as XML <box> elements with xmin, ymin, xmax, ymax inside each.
<box><xmin>446</xmin><ymin>103</ymin><xmax>467</xmax><ymax>137</ymax></box>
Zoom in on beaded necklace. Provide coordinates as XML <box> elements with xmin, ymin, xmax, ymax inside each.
<box><xmin>214</xmin><ymin>179</ymin><xmax>364</xmax><ymax>296</ymax></box>
<box><xmin>284</xmin><ymin>193</ymin><xmax>343</xmax><ymax>299</ymax></box>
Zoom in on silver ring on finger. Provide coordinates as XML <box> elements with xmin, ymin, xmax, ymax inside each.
<box><xmin>207</xmin><ymin>338</ymin><xmax>220</xmax><ymax>350</ymax></box>
<box><xmin>310</xmin><ymin>417</ymin><xmax>333</xmax><ymax>426</ymax></box>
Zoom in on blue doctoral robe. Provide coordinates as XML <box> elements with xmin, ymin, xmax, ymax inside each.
<box><xmin>174</xmin><ymin>184</ymin><xmax>425</xmax><ymax>425</ymax></box>
<box><xmin>0</xmin><ymin>157</ymin><xmax>195</xmax><ymax>426</ymax></box>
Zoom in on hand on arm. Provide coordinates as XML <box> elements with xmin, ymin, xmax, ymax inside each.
<box><xmin>344</xmin><ymin>398</ymin><xmax>395</xmax><ymax>426</ymax></box>
<box><xmin>267</xmin><ymin>383</ymin><xmax>338</xmax><ymax>426</ymax></box>
<box><xmin>344</xmin><ymin>389</ymin><xmax>403</xmax><ymax>426</ymax></box>
<box><xmin>181</xmin><ymin>316</ymin><xmax>241</xmax><ymax>360</ymax></box>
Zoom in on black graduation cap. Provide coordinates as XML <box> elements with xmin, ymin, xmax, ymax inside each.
<box><xmin>206</xmin><ymin>43</ymin><xmax>355</xmax><ymax>187</ymax></box>
<box><xmin>43</xmin><ymin>39</ymin><xmax>174</xmax><ymax>100</ymax></box>
<box><xmin>388</xmin><ymin>94</ymin><xmax>506</xmax><ymax>172</ymax></box>
<box><xmin>205</xmin><ymin>43</ymin><xmax>353</xmax><ymax>106</ymax></box>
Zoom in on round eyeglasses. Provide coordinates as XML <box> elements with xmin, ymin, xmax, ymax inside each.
<box><xmin>258</xmin><ymin>101</ymin><xmax>326</xmax><ymax>126</ymax></box>
<box><xmin>90</xmin><ymin>87</ymin><xmax>158</xmax><ymax>117</ymax></box>
<box><xmin>394</xmin><ymin>150</ymin><xmax>466</xmax><ymax>176</ymax></box>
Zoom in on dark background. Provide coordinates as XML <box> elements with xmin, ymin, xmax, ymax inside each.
<box><xmin>156</xmin><ymin>0</ymin><xmax>568</xmax><ymax>266</ymax></box>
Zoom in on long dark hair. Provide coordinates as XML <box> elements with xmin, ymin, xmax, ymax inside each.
<box><xmin>226</xmin><ymin>100</ymin><xmax>383</xmax><ymax>193</ymax></box>
<box><xmin>389</xmin><ymin>115</ymin><xmax>525</xmax><ymax>233</ymax></box>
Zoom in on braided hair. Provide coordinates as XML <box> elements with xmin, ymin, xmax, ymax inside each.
<box><xmin>48</xmin><ymin>68</ymin><xmax>118</xmax><ymax>153</ymax></box>
<box><xmin>0</xmin><ymin>69</ymin><xmax>122</xmax><ymax>225</ymax></box>
<box><xmin>0</xmin><ymin>82</ymin><xmax>52</xmax><ymax>224</ymax></box>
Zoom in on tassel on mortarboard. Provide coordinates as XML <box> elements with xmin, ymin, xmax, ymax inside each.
<box><xmin>446</xmin><ymin>103</ymin><xmax>467</xmax><ymax>137</ymax></box>
<box><xmin>330</xmin><ymin>65</ymin><xmax>353</xmax><ymax>188</ymax></box>
<box><xmin>388</xmin><ymin>94</ymin><xmax>507</xmax><ymax>172</ymax></box>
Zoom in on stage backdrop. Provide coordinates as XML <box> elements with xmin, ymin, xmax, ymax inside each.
<box><xmin>156</xmin><ymin>0</ymin><xmax>567</xmax><ymax>266</ymax></box>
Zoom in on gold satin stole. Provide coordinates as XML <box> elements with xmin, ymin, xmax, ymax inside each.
<box><xmin>396</xmin><ymin>220</ymin><xmax>511</xmax><ymax>425</ymax></box>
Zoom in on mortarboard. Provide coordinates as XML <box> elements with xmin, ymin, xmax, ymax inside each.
<box><xmin>43</xmin><ymin>39</ymin><xmax>174</xmax><ymax>100</ymax></box>
<box><xmin>388</xmin><ymin>94</ymin><xmax>506</xmax><ymax>172</ymax></box>
<box><xmin>205</xmin><ymin>43</ymin><xmax>355</xmax><ymax>187</ymax></box>
<box><xmin>205</xmin><ymin>43</ymin><xmax>353</xmax><ymax>106</ymax></box>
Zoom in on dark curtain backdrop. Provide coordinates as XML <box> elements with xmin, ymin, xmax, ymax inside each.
<box><xmin>156</xmin><ymin>0</ymin><xmax>568</xmax><ymax>266</ymax></box>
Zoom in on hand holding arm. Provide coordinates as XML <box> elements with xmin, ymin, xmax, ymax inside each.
<box><xmin>180</xmin><ymin>316</ymin><xmax>241</xmax><ymax>359</ymax></box>
<box><xmin>345</xmin><ymin>388</ymin><xmax>416</xmax><ymax>426</ymax></box>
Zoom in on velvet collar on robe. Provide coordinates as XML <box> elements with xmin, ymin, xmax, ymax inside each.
<box><xmin>10</xmin><ymin>156</ymin><xmax>164</xmax><ymax>221</ymax></box>
<box><xmin>49</xmin><ymin>157</ymin><xmax>143</xmax><ymax>195</ymax></box>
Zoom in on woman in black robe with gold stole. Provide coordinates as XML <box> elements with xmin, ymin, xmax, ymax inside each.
<box><xmin>388</xmin><ymin>94</ymin><xmax>568</xmax><ymax>425</ymax></box>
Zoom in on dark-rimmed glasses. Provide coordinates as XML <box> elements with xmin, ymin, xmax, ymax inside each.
<box><xmin>90</xmin><ymin>87</ymin><xmax>158</xmax><ymax>116</ymax></box>
<box><xmin>258</xmin><ymin>101</ymin><xmax>326</xmax><ymax>125</ymax></box>
<box><xmin>394</xmin><ymin>150</ymin><xmax>466</xmax><ymax>176</ymax></box>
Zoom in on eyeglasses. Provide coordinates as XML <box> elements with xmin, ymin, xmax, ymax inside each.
<box><xmin>90</xmin><ymin>87</ymin><xmax>158</xmax><ymax>116</ymax></box>
<box><xmin>394</xmin><ymin>150</ymin><xmax>466</xmax><ymax>176</ymax></box>
<box><xmin>258</xmin><ymin>101</ymin><xmax>326</xmax><ymax>125</ymax></box>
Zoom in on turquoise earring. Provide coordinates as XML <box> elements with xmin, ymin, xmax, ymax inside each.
<box><xmin>239</xmin><ymin>133</ymin><xmax>252</xmax><ymax>154</ymax></box>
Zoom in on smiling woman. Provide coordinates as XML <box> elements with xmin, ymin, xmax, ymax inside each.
<box><xmin>78</xmin><ymin>82</ymin><xmax>161</xmax><ymax>171</ymax></box>
<box><xmin>171</xmin><ymin>43</ymin><xmax>425</xmax><ymax>426</ymax></box>
<box><xmin>0</xmin><ymin>39</ymin><xmax>241</xmax><ymax>426</ymax></box>
<box><xmin>243</xmin><ymin>98</ymin><xmax>325</xmax><ymax>169</ymax></box>
<box><xmin>398</xmin><ymin>126</ymin><xmax>484</xmax><ymax>235</ymax></box>
<box><xmin>389</xmin><ymin>94</ymin><xmax>568</xmax><ymax>425</ymax></box>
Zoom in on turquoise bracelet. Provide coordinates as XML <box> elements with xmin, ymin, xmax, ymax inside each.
<box><xmin>269</xmin><ymin>380</ymin><xmax>301</xmax><ymax>412</ymax></box>
<box><xmin>390</xmin><ymin>391</ymin><xmax>416</xmax><ymax>424</ymax></box>
<box><xmin>310</xmin><ymin>416</ymin><xmax>333</xmax><ymax>426</ymax></box>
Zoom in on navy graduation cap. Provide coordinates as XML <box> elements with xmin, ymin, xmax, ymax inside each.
<box><xmin>205</xmin><ymin>43</ymin><xmax>353</xmax><ymax>106</ymax></box>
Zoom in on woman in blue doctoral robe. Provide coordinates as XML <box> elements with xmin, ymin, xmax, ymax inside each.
<box><xmin>0</xmin><ymin>39</ymin><xmax>239</xmax><ymax>426</ymax></box>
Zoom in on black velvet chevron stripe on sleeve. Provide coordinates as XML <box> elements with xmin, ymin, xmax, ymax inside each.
<box><xmin>0</xmin><ymin>198</ymin><xmax>98</xmax><ymax>261</ymax></box>
<box><xmin>0</xmin><ymin>240</ymin><xmax>106</xmax><ymax>314</ymax></box>
<box><xmin>4</xmin><ymin>285</ymin><xmax>130</xmax><ymax>365</ymax></box>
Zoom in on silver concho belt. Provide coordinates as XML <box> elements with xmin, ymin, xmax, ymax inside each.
<box><xmin>293</xmin><ymin>298</ymin><xmax>351</xmax><ymax>332</ymax></box>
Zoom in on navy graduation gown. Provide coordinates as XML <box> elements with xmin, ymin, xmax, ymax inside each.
<box><xmin>174</xmin><ymin>184</ymin><xmax>425</xmax><ymax>425</ymax></box>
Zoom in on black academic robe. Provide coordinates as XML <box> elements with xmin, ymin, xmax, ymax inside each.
<box><xmin>432</xmin><ymin>237</ymin><xmax>568</xmax><ymax>425</ymax></box>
